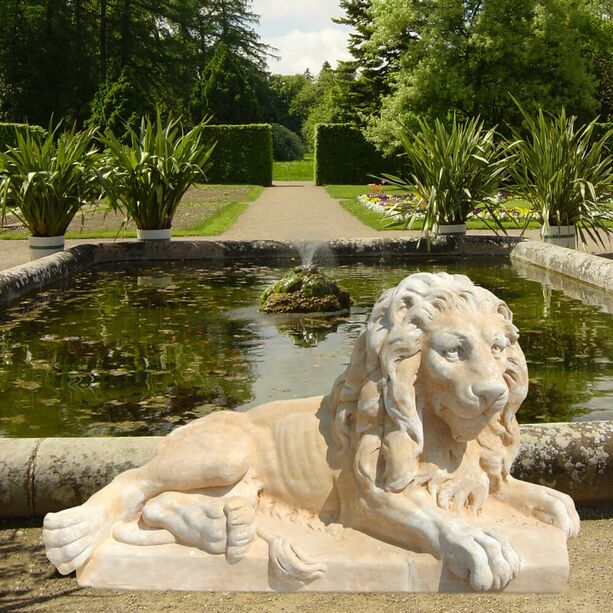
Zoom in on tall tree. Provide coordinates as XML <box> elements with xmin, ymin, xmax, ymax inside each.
<box><xmin>362</xmin><ymin>0</ymin><xmax>608</xmax><ymax>154</ymax></box>
<box><xmin>190</xmin><ymin>43</ymin><xmax>261</xmax><ymax>124</ymax></box>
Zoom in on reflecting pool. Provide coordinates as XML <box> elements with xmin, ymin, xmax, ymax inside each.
<box><xmin>0</xmin><ymin>258</ymin><xmax>611</xmax><ymax>437</ymax></box>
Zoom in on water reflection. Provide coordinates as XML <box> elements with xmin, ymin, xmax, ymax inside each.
<box><xmin>0</xmin><ymin>259</ymin><xmax>611</xmax><ymax>437</ymax></box>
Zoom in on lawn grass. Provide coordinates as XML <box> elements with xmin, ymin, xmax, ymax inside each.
<box><xmin>0</xmin><ymin>185</ymin><xmax>263</xmax><ymax>239</ymax></box>
<box><xmin>273</xmin><ymin>153</ymin><xmax>314</xmax><ymax>181</ymax></box>
<box><xmin>325</xmin><ymin>184</ymin><xmax>544</xmax><ymax>231</ymax></box>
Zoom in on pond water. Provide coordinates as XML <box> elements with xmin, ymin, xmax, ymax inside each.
<box><xmin>0</xmin><ymin>258</ymin><xmax>611</xmax><ymax>437</ymax></box>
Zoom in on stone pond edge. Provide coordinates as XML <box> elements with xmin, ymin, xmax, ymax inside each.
<box><xmin>0</xmin><ymin>421</ymin><xmax>611</xmax><ymax>518</ymax></box>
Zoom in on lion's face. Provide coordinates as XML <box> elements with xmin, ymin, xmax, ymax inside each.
<box><xmin>418</xmin><ymin>308</ymin><xmax>513</xmax><ymax>443</ymax></box>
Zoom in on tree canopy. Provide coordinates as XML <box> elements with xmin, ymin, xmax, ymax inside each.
<box><xmin>337</xmin><ymin>0</ymin><xmax>612</xmax><ymax>153</ymax></box>
<box><xmin>0</xmin><ymin>0</ymin><xmax>275</xmax><ymax>128</ymax></box>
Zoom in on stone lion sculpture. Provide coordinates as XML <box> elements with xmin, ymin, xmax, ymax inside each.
<box><xmin>43</xmin><ymin>272</ymin><xmax>579</xmax><ymax>592</ymax></box>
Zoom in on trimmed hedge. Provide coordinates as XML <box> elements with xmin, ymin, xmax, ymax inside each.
<box><xmin>314</xmin><ymin>123</ymin><xmax>399</xmax><ymax>185</ymax></box>
<box><xmin>201</xmin><ymin>124</ymin><xmax>273</xmax><ymax>186</ymax></box>
<box><xmin>0</xmin><ymin>123</ymin><xmax>46</xmax><ymax>152</ymax></box>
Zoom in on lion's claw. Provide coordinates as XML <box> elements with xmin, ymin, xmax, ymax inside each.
<box><xmin>441</xmin><ymin>525</ymin><xmax>520</xmax><ymax>591</ymax></box>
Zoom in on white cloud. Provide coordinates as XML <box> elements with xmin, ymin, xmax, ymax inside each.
<box><xmin>252</xmin><ymin>0</ymin><xmax>346</xmax><ymax>27</ymax></box>
<box><xmin>251</xmin><ymin>0</ymin><xmax>352</xmax><ymax>74</ymax></box>
<box><xmin>265</xmin><ymin>28</ymin><xmax>352</xmax><ymax>75</ymax></box>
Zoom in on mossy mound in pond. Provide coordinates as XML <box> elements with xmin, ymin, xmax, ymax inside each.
<box><xmin>260</xmin><ymin>266</ymin><xmax>351</xmax><ymax>314</ymax></box>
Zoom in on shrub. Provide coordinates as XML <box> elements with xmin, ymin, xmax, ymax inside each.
<box><xmin>272</xmin><ymin>124</ymin><xmax>304</xmax><ymax>161</ymax></box>
<box><xmin>507</xmin><ymin>104</ymin><xmax>612</xmax><ymax>245</ymax></box>
<box><xmin>97</xmin><ymin>111</ymin><xmax>216</xmax><ymax>231</ymax></box>
<box><xmin>201</xmin><ymin>124</ymin><xmax>272</xmax><ymax>186</ymax></box>
<box><xmin>0</xmin><ymin>123</ymin><xmax>46</xmax><ymax>152</ymax></box>
<box><xmin>0</xmin><ymin>125</ymin><xmax>100</xmax><ymax>236</ymax></box>
<box><xmin>314</xmin><ymin>124</ymin><xmax>398</xmax><ymax>185</ymax></box>
<box><xmin>383</xmin><ymin>115</ymin><xmax>509</xmax><ymax>237</ymax></box>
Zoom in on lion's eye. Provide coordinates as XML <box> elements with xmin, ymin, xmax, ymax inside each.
<box><xmin>442</xmin><ymin>346</ymin><xmax>462</xmax><ymax>361</ymax></box>
<box><xmin>491</xmin><ymin>342</ymin><xmax>505</xmax><ymax>356</ymax></box>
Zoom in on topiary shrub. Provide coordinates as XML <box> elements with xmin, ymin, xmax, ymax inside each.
<box><xmin>272</xmin><ymin>123</ymin><xmax>304</xmax><ymax>161</ymax></box>
<box><xmin>0</xmin><ymin>123</ymin><xmax>46</xmax><ymax>152</ymax></box>
<box><xmin>201</xmin><ymin>124</ymin><xmax>272</xmax><ymax>186</ymax></box>
<box><xmin>314</xmin><ymin>123</ymin><xmax>399</xmax><ymax>185</ymax></box>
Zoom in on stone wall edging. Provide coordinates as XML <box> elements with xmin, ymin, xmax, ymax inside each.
<box><xmin>0</xmin><ymin>421</ymin><xmax>611</xmax><ymax>518</ymax></box>
<box><xmin>510</xmin><ymin>240</ymin><xmax>613</xmax><ymax>293</ymax></box>
<box><xmin>0</xmin><ymin>237</ymin><xmax>522</xmax><ymax>308</ymax></box>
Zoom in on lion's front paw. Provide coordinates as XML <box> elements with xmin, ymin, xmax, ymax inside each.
<box><xmin>530</xmin><ymin>488</ymin><xmax>580</xmax><ymax>538</ymax></box>
<box><xmin>440</xmin><ymin>525</ymin><xmax>520</xmax><ymax>591</ymax></box>
<box><xmin>497</xmin><ymin>479</ymin><xmax>580</xmax><ymax>538</ymax></box>
<box><xmin>43</xmin><ymin>503</ymin><xmax>109</xmax><ymax>575</ymax></box>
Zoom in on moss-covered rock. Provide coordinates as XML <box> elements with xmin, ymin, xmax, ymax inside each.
<box><xmin>260</xmin><ymin>266</ymin><xmax>351</xmax><ymax>314</ymax></box>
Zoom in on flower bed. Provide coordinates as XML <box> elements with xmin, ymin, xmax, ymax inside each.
<box><xmin>357</xmin><ymin>189</ymin><xmax>533</xmax><ymax>225</ymax></box>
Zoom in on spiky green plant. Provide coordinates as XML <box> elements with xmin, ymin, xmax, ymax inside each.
<box><xmin>507</xmin><ymin>104</ymin><xmax>612</xmax><ymax>246</ymax></box>
<box><xmin>382</xmin><ymin>115</ymin><xmax>509</xmax><ymax>238</ymax></box>
<box><xmin>98</xmin><ymin>110</ymin><xmax>216</xmax><ymax>230</ymax></box>
<box><xmin>0</xmin><ymin>125</ymin><xmax>100</xmax><ymax>236</ymax></box>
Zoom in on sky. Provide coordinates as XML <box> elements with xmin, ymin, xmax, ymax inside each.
<box><xmin>251</xmin><ymin>0</ymin><xmax>353</xmax><ymax>75</ymax></box>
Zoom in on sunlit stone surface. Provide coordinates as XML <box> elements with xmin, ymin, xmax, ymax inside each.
<box><xmin>43</xmin><ymin>272</ymin><xmax>579</xmax><ymax>592</ymax></box>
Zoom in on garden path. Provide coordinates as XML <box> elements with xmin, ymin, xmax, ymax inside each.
<box><xmin>0</xmin><ymin>181</ymin><xmax>610</xmax><ymax>271</ymax></box>
<box><xmin>218</xmin><ymin>180</ymin><xmax>408</xmax><ymax>240</ymax></box>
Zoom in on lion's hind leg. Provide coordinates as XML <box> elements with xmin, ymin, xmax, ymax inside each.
<box><xmin>43</xmin><ymin>414</ymin><xmax>255</xmax><ymax>574</ymax></box>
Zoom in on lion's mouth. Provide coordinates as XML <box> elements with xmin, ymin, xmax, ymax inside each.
<box><xmin>438</xmin><ymin>405</ymin><xmax>492</xmax><ymax>442</ymax></box>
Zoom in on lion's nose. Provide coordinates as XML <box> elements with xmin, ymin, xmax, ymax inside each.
<box><xmin>471</xmin><ymin>381</ymin><xmax>508</xmax><ymax>414</ymax></box>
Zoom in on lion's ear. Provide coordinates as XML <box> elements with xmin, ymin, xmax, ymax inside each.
<box><xmin>497</xmin><ymin>302</ymin><xmax>519</xmax><ymax>343</ymax></box>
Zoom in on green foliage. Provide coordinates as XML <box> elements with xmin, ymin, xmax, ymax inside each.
<box><xmin>0</xmin><ymin>123</ymin><xmax>46</xmax><ymax>152</ymax></box>
<box><xmin>259</xmin><ymin>266</ymin><xmax>351</xmax><ymax>314</ymax></box>
<box><xmin>267</xmin><ymin>73</ymin><xmax>313</xmax><ymax>134</ymax></box>
<box><xmin>301</xmin><ymin>63</ymin><xmax>362</xmax><ymax>149</ymax></box>
<box><xmin>200</xmin><ymin>124</ymin><xmax>272</xmax><ymax>186</ymax></box>
<box><xmin>363</xmin><ymin>0</ymin><xmax>609</xmax><ymax>154</ymax></box>
<box><xmin>385</xmin><ymin>115</ymin><xmax>509</xmax><ymax>237</ymax></box>
<box><xmin>98</xmin><ymin>111</ymin><xmax>216</xmax><ymax>230</ymax></box>
<box><xmin>191</xmin><ymin>44</ymin><xmax>262</xmax><ymax>125</ymax></box>
<box><xmin>271</xmin><ymin>124</ymin><xmax>304</xmax><ymax>161</ymax></box>
<box><xmin>86</xmin><ymin>69</ymin><xmax>152</xmax><ymax>138</ymax></box>
<box><xmin>507</xmin><ymin>104</ymin><xmax>613</xmax><ymax>245</ymax></box>
<box><xmin>314</xmin><ymin>124</ymin><xmax>397</xmax><ymax>185</ymax></box>
<box><xmin>0</xmin><ymin>1</ymin><xmax>274</xmax><ymax>127</ymax></box>
<box><xmin>0</xmin><ymin>124</ymin><xmax>100</xmax><ymax>236</ymax></box>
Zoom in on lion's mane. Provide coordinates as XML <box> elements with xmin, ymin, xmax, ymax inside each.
<box><xmin>329</xmin><ymin>272</ymin><xmax>529</xmax><ymax>509</ymax></box>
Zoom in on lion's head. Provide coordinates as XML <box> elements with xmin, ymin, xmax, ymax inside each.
<box><xmin>330</xmin><ymin>272</ymin><xmax>529</xmax><ymax>510</ymax></box>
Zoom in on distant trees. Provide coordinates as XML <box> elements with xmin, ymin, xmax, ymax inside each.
<box><xmin>337</xmin><ymin>0</ymin><xmax>613</xmax><ymax>154</ymax></box>
<box><xmin>0</xmin><ymin>0</ymin><xmax>275</xmax><ymax>129</ymax></box>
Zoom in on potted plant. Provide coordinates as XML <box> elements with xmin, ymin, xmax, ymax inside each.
<box><xmin>98</xmin><ymin>110</ymin><xmax>216</xmax><ymax>240</ymax></box>
<box><xmin>0</xmin><ymin>125</ymin><xmax>100</xmax><ymax>259</ymax></box>
<box><xmin>507</xmin><ymin>105</ymin><xmax>612</xmax><ymax>249</ymax></box>
<box><xmin>382</xmin><ymin>115</ymin><xmax>508</xmax><ymax>241</ymax></box>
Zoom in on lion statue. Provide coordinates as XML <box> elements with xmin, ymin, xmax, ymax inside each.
<box><xmin>43</xmin><ymin>272</ymin><xmax>579</xmax><ymax>591</ymax></box>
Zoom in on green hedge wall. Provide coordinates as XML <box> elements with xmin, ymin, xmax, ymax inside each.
<box><xmin>201</xmin><ymin>124</ymin><xmax>273</xmax><ymax>186</ymax></box>
<box><xmin>314</xmin><ymin>124</ymin><xmax>399</xmax><ymax>185</ymax></box>
<box><xmin>0</xmin><ymin>123</ymin><xmax>46</xmax><ymax>152</ymax></box>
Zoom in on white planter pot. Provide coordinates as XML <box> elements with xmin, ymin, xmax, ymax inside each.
<box><xmin>435</xmin><ymin>223</ymin><xmax>467</xmax><ymax>237</ymax></box>
<box><xmin>542</xmin><ymin>225</ymin><xmax>576</xmax><ymax>249</ymax></box>
<box><xmin>137</xmin><ymin>228</ymin><xmax>171</xmax><ymax>241</ymax></box>
<box><xmin>28</xmin><ymin>235</ymin><xmax>65</xmax><ymax>260</ymax></box>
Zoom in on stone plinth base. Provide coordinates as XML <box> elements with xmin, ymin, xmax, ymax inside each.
<box><xmin>77</xmin><ymin>508</ymin><xmax>569</xmax><ymax>593</ymax></box>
